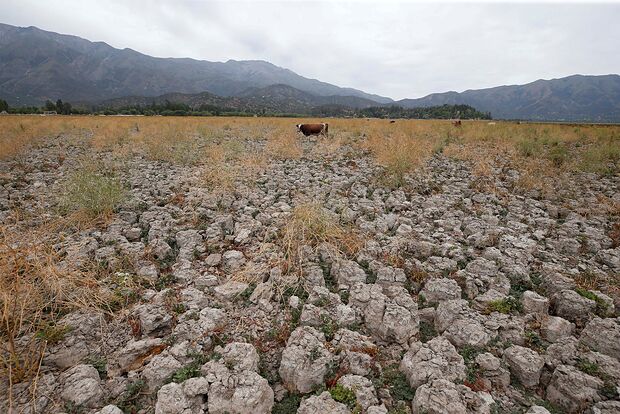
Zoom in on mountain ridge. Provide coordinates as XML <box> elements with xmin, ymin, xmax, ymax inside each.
<box><xmin>1</xmin><ymin>23</ymin><xmax>620</xmax><ymax>121</ymax></box>
<box><xmin>396</xmin><ymin>74</ymin><xmax>620</xmax><ymax>122</ymax></box>
<box><xmin>0</xmin><ymin>22</ymin><xmax>392</xmax><ymax>105</ymax></box>
<box><xmin>89</xmin><ymin>83</ymin><xmax>382</xmax><ymax>114</ymax></box>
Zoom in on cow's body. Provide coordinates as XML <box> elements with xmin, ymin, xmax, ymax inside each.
<box><xmin>296</xmin><ymin>123</ymin><xmax>328</xmax><ymax>137</ymax></box>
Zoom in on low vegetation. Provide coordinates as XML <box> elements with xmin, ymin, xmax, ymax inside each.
<box><xmin>0</xmin><ymin>114</ymin><xmax>619</xmax><ymax>413</ymax></box>
<box><xmin>329</xmin><ymin>383</ymin><xmax>359</xmax><ymax>411</ymax></box>
<box><xmin>58</xmin><ymin>163</ymin><xmax>126</xmax><ymax>218</ymax></box>
<box><xmin>280</xmin><ymin>203</ymin><xmax>363</xmax><ymax>278</ymax></box>
<box><xmin>0</xmin><ymin>226</ymin><xmax>107</xmax><ymax>385</ymax></box>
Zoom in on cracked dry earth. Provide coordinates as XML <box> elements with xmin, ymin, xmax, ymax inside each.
<box><xmin>1</xmin><ymin>131</ymin><xmax>620</xmax><ymax>414</ymax></box>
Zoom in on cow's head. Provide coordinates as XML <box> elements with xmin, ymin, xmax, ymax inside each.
<box><xmin>295</xmin><ymin>124</ymin><xmax>302</xmax><ymax>132</ymax></box>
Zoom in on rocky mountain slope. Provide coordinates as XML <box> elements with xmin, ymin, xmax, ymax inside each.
<box><xmin>1</xmin><ymin>22</ymin><xmax>619</xmax><ymax>121</ymax></box>
<box><xmin>0</xmin><ymin>23</ymin><xmax>391</xmax><ymax>105</ymax></box>
<box><xmin>96</xmin><ymin>84</ymin><xmax>381</xmax><ymax>113</ymax></box>
<box><xmin>396</xmin><ymin>74</ymin><xmax>620</xmax><ymax>122</ymax></box>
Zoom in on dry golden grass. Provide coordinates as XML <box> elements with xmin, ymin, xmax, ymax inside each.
<box><xmin>1</xmin><ymin>116</ymin><xmax>618</xmax><ymax>190</ymax></box>
<box><xmin>280</xmin><ymin>203</ymin><xmax>364</xmax><ymax>277</ymax></box>
<box><xmin>58</xmin><ymin>160</ymin><xmax>127</xmax><ymax>218</ymax></box>
<box><xmin>363</xmin><ymin>130</ymin><xmax>434</xmax><ymax>187</ymax></box>
<box><xmin>200</xmin><ymin>138</ymin><xmax>268</xmax><ymax>194</ymax></box>
<box><xmin>266</xmin><ymin>130</ymin><xmax>303</xmax><ymax>160</ymax></box>
<box><xmin>0</xmin><ymin>225</ymin><xmax>108</xmax><ymax>388</ymax></box>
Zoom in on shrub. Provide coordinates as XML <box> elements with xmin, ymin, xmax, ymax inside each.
<box><xmin>366</xmin><ymin>132</ymin><xmax>432</xmax><ymax>188</ymax></box>
<box><xmin>419</xmin><ymin>320</ymin><xmax>437</xmax><ymax>343</ymax></box>
<box><xmin>59</xmin><ymin>165</ymin><xmax>126</xmax><ymax>217</ymax></box>
<box><xmin>169</xmin><ymin>352</ymin><xmax>208</xmax><ymax>383</ymax></box>
<box><xmin>580</xmin><ymin>138</ymin><xmax>620</xmax><ymax>175</ymax></box>
<box><xmin>575</xmin><ymin>288</ymin><xmax>610</xmax><ymax>316</ymax></box>
<box><xmin>272</xmin><ymin>393</ymin><xmax>302</xmax><ymax>414</ymax></box>
<box><xmin>267</xmin><ymin>132</ymin><xmax>302</xmax><ymax>160</ymax></box>
<box><xmin>85</xmin><ymin>354</ymin><xmax>107</xmax><ymax>379</ymax></box>
<box><xmin>576</xmin><ymin>358</ymin><xmax>599</xmax><ymax>376</ymax></box>
<box><xmin>116</xmin><ymin>379</ymin><xmax>146</xmax><ymax>413</ymax></box>
<box><xmin>547</xmin><ymin>144</ymin><xmax>569</xmax><ymax>167</ymax></box>
<box><xmin>35</xmin><ymin>323</ymin><xmax>71</xmax><ymax>345</ymax></box>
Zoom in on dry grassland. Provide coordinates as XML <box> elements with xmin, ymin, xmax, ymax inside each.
<box><xmin>0</xmin><ymin>114</ymin><xmax>619</xmax><ymax>404</ymax></box>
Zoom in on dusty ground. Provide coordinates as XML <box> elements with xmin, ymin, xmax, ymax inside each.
<box><xmin>1</xmin><ymin>116</ymin><xmax>619</xmax><ymax>414</ymax></box>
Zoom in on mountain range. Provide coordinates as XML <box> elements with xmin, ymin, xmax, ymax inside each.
<box><xmin>395</xmin><ymin>75</ymin><xmax>620</xmax><ymax>122</ymax></box>
<box><xmin>1</xmin><ymin>23</ymin><xmax>619</xmax><ymax>122</ymax></box>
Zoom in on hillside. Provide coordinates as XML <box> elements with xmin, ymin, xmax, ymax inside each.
<box><xmin>0</xmin><ymin>23</ymin><xmax>392</xmax><ymax>105</ymax></box>
<box><xmin>2</xmin><ymin>23</ymin><xmax>619</xmax><ymax>121</ymax></box>
<box><xmin>96</xmin><ymin>84</ymin><xmax>380</xmax><ymax>114</ymax></box>
<box><xmin>396</xmin><ymin>75</ymin><xmax>620</xmax><ymax>122</ymax></box>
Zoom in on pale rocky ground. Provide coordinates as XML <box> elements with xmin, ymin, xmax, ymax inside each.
<box><xmin>1</xmin><ymin>133</ymin><xmax>619</xmax><ymax>414</ymax></box>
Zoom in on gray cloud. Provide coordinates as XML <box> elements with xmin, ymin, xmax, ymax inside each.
<box><xmin>2</xmin><ymin>0</ymin><xmax>619</xmax><ymax>99</ymax></box>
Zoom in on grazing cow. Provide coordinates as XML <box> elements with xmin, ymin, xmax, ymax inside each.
<box><xmin>389</xmin><ymin>120</ymin><xmax>396</xmax><ymax>124</ymax></box>
<box><xmin>452</xmin><ymin>120</ymin><xmax>462</xmax><ymax>127</ymax></box>
<box><xmin>296</xmin><ymin>123</ymin><xmax>328</xmax><ymax>137</ymax></box>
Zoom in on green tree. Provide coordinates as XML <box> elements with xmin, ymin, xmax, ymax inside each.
<box><xmin>44</xmin><ymin>100</ymin><xmax>56</xmax><ymax>111</ymax></box>
<box><xmin>61</xmin><ymin>102</ymin><xmax>72</xmax><ymax>115</ymax></box>
<box><xmin>0</xmin><ymin>99</ymin><xmax>8</xmax><ymax>112</ymax></box>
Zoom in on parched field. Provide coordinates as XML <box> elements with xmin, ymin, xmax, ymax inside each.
<box><xmin>1</xmin><ymin>115</ymin><xmax>619</xmax><ymax>414</ymax></box>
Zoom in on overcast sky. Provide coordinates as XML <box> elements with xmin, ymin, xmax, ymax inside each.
<box><xmin>2</xmin><ymin>0</ymin><xmax>619</xmax><ymax>99</ymax></box>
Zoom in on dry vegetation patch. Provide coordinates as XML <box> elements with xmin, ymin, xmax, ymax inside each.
<box><xmin>58</xmin><ymin>160</ymin><xmax>127</xmax><ymax>218</ymax></box>
<box><xmin>0</xmin><ymin>226</ymin><xmax>108</xmax><ymax>386</ymax></box>
<box><xmin>280</xmin><ymin>203</ymin><xmax>364</xmax><ymax>277</ymax></box>
<box><xmin>266</xmin><ymin>131</ymin><xmax>302</xmax><ymax>160</ymax></box>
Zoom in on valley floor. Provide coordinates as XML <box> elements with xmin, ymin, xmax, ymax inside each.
<box><xmin>1</xmin><ymin>117</ymin><xmax>619</xmax><ymax>414</ymax></box>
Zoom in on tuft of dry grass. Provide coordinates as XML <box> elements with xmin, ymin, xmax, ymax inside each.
<box><xmin>201</xmin><ymin>164</ymin><xmax>237</xmax><ymax>194</ymax></box>
<box><xmin>0</xmin><ymin>226</ymin><xmax>108</xmax><ymax>389</ymax></box>
<box><xmin>280</xmin><ymin>203</ymin><xmax>363</xmax><ymax>277</ymax></box>
<box><xmin>200</xmin><ymin>141</ymin><xmax>267</xmax><ymax>194</ymax></box>
<box><xmin>364</xmin><ymin>131</ymin><xmax>434</xmax><ymax>187</ymax></box>
<box><xmin>58</xmin><ymin>161</ymin><xmax>127</xmax><ymax>218</ymax></box>
<box><xmin>266</xmin><ymin>131</ymin><xmax>302</xmax><ymax>160</ymax></box>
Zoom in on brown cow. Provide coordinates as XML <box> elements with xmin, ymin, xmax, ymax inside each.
<box><xmin>452</xmin><ymin>120</ymin><xmax>462</xmax><ymax>127</ymax></box>
<box><xmin>296</xmin><ymin>123</ymin><xmax>328</xmax><ymax>137</ymax></box>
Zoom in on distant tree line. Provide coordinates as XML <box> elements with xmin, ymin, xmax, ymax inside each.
<box><xmin>0</xmin><ymin>98</ymin><xmax>89</xmax><ymax>115</ymax></box>
<box><xmin>0</xmin><ymin>97</ymin><xmax>491</xmax><ymax>120</ymax></box>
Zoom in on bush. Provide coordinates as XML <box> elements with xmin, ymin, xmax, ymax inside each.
<box><xmin>373</xmin><ymin>364</ymin><xmax>415</xmax><ymax>402</ymax></box>
<box><xmin>547</xmin><ymin>144</ymin><xmax>569</xmax><ymax>167</ymax></box>
<box><xmin>272</xmin><ymin>393</ymin><xmax>302</xmax><ymax>414</ymax></box>
<box><xmin>280</xmin><ymin>203</ymin><xmax>363</xmax><ymax>279</ymax></box>
<box><xmin>366</xmin><ymin>132</ymin><xmax>432</xmax><ymax>188</ymax></box>
<box><xmin>59</xmin><ymin>165</ymin><xmax>126</xmax><ymax>217</ymax></box>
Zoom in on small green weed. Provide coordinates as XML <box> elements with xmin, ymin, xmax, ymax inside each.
<box><xmin>329</xmin><ymin>383</ymin><xmax>358</xmax><ymax>411</ymax></box>
<box><xmin>486</xmin><ymin>297</ymin><xmax>522</xmax><ymax>314</ymax></box>
<box><xmin>35</xmin><ymin>323</ymin><xmax>71</xmax><ymax>345</ymax></box>
<box><xmin>272</xmin><ymin>392</ymin><xmax>302</xmax><ymax>414</ymax></box>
